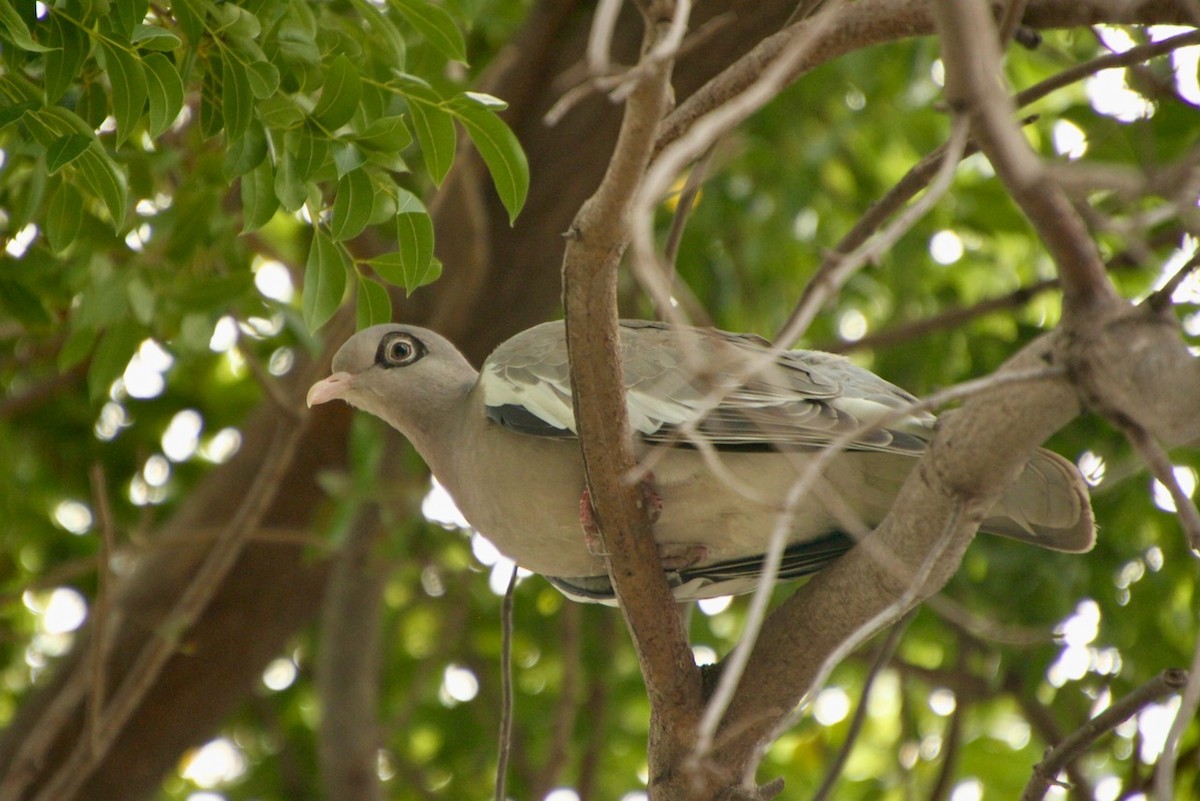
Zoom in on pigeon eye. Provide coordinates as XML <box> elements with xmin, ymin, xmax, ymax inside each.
<box><xmin>377</xmin><ymin>332</ymin><xmax>423</xmax><ymax>367</ymax></box>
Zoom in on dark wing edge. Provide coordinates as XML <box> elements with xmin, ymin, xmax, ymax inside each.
<box><xmin>545</xmin><ymin>531</ymin><xmax>856</xmax><ymax>604</ymax></box>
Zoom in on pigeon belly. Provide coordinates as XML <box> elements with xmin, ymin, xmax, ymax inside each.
<box><xmin>440</xmin><ymin>417</ymin><xmax>913</xmax><ymax>580</ymax></box>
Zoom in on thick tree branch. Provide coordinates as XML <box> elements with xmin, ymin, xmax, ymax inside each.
<box><xmin>561</xmin><ymin>2</ymin><xmax>705</xmax><ymax>797</ymax></box>
<box><xmin>710</xmin><ymin>331</ymin><xmax>1086</xmax><ymax>780</ymax></box>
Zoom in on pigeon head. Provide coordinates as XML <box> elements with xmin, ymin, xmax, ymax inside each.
<box><xmin>306</xmin><ymin>324</ymin><xmax>477</xmax><ymax>439</ymax></box>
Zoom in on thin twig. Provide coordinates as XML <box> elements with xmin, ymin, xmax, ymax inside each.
<box><xmin>823</xmin><ymin>279</ymin><xmax>1058</xmax><ymax>353</ymax></box>
<box><xmin>1003</xmin><ymin>669</ymin><xmax>1095</xmax><ymax>799</ymax></box>
<box><xmin>1158</xmin><ymin>653</ymin><xmax>1200</xmax><ymax>801</ymax></box>
<box><xmin>1014</xmin><ymin>29</ymin><xmax>1200</xmax><ymax>111</ymax></box>
<box><xmin>1154</xmin><ymin>617</ymin><xmax>1200</xmax><ymax>801</ymax></box>
<box><xmin>745</xmin><ymin>504</ymin><xmax>967</xmax><ymax>779</ymax></box>
<box><xmin>934</xmin><ymin>0</ymin><xmax>1120</xmax><ymax>319</ymax></box>
<box><xmin>586</xmin><ymin>0</ymin><xmax>623</xmax><ymax>76</ymax></box>
<box><xmin>658</xmin><ymin>142</ymin><xmax>719</xmax><ymax>318</ymax></box>
<box><xmin>1022</xmin><ymin>669</ymin><xmax>1187</xmax><ymax>801</ymax></box>
<box><xmin>85</xmin><ymin>464</ymin><xmax>116</xmax><ymax>759</ymax></box>
<box><xmin>1146</xmin><ymin>249</ymin><xmax>1200</xmax><ymax>313</ymax></box>
<box><xmin>630</xmin><ymin>2</ymin><xmax>845</xmax><ymax>330</ymax></box>
<box><xmin>494</xmin><ymin>565</ymin><xmax>519</xmax><ymax>801</ymax></box>
<box><xmin>561</xmin><ymin>0</ymin><xmax>704</xmax><ymax>760</ymax></box>
<box><xmin>237</xmin><ymin>328</ymin><xmax>303</xmax><ymax>419</ymax></box>
<box><xmin>12</xmin><ymin>408</ymin><xmax>312</xmax><ymax>801</ymax></box>
<box><xmin>929</xmin><ymin>699</ymin><xmax>965</xmax><ymax>801</ymax></box>
<box><xmin>775</xmin><ymin>117</ymin><xmax>972</xmax><ymax>346</ymax></box>
<box><xmin>997</xmin><ymin>0</ymin><xmax>1031</xmax><ymax>46</ymax></box>
<box><xmin>810</xmin><ymin>613</ymin><xmax>912</xmax><ymax>801</ymax></box>
<box><xmin>1121</xmin><ymin>419</ymin><xmax>1200</xmax><ymax>550</ymax></box>
<box><xmin>927</xmin><ymin>595</ymin><xmax>1055</xmax><ymax>648</ymax></box>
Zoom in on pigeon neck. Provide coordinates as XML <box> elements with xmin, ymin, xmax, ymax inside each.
<box><xmin>392</xmin><ymin>374</ymin><xmax>476</xmax><ymax>478</ymax></box>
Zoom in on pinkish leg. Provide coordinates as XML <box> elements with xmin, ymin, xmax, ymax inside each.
<box><xmin>578</xmin><ymin>486</ymin><xmax>606</xmax><ymax>556</ymax></box>
<box><xmin>578</xmin><ymin>475</ymin><xmax>703</xmax><ymax>567</ymax></box>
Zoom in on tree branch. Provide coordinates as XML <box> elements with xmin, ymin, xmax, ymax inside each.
<box><xmin>710</xmin><ymin>330</ymin><xmax>1087</xmax><ymax>780</ymax></box>
<box><xmin>1022</xmin><ymin>669</ymin><xmax>1187</xmax><ymax>801</ymax></box>
<box><xmin>318</xmin><ymin>514</ymin><xmax>388</xmax><ymax>801</ymax></box>
<box><xmin>810</xmin><ymin>615</ymin><xmax>911</xmax><ymax>801</ymax></box>
<box><xmin>560</xmin><ymin>2</ymin><xmax>705</xmax><ymax>796</ymax></box>
<box><xmin>933</xmin><ymin>0</ymin><xmax>1120</xmax><ymax>319</ymax></box>
<box><xmin>657</xmin><ymin>0</ymin><xmax>1194</xmax><ymax>158</ymax></box>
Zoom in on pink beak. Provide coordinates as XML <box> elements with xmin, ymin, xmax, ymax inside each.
<box><xmin>306</xmin><ymin>371</ymin><xmax>356</xmax><ymax>407</ymax></box>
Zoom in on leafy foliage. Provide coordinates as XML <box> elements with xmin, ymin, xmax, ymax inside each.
<box><xmin>1</xmin><ymin>4</ymin><xmax>1198</xmax><ymax>801</ymax></box>
<box><xmin>0</xmin><ymin>0</ymin><xmax>526</xmax><ymax>346</ymax></box>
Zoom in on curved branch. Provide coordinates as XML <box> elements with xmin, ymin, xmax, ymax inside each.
<box><xmin>933</xmin><ymin>0</ymin><xmax>1119</xmax><ymax>319</ymax></box>
<box><xmin>710</xmin><ymin>331</ymin><xmax>1087</xmax><ymax>779</ymax></box>
<box><xmin>1023</xmin><ymin>669</ymin><xmax>1187</xmax><ymax>801</ymax></box>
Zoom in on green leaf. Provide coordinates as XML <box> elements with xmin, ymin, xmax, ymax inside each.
<box><xmin>73</xmin><ymin>144</ymin><xmax>128</xmax><ymax>226</ymax></box>
<box><xmin>312</xmin><ymin>55</ymin><xmax>362</xmax><ymax>131</ymax></box>
<box><xmin>126</xmin><ymin>278</ymin><xmax>156</xmax><ymax>325</ymax></box>
<box><xmin>45</xmin><ymin>180</ymin><xmax>85</xmax><ymax>252</ymax></box>
<box><xmin>199</xmin><ymin>58</ymin><xmax>224</xmax><ymax>137</ymax></box>
<box><xmin>172</xmin><ymin>0</ymin><xmax>208</xmax><ymax>41</ymax></box>
<box><xmin>349</xmin><ymin>0</ymin><xmax>405</xmax><ymax>68</ymax></box>
<box><xmin>273</xmin><ymin>142</ymin><xmax>306</xmax><ymax>212</ymax></box>
<box><xmin>12</xmin><ymin>160</ymin><xmax>47</xmax><ymax>230</ymax></box>
<box><xmin>332</xmin><ymin>143</ymin><xmax>365</xmax><ymax>177</ymax></box>
<box><xmin>257</xmin><ymin>96</ymin><xmax>305</xmax><ymax>129</ymax></box>
<box><xmin>221</xmin><ymin>49</ymin><xmax>254</xmax><ymax>140</ymax></box>
<box><xmin>291</xmin><ymin>127</ymin><xmax>328</xmax><ymax>181</ymax></box>
<box><xmin>448</xmin><ymin>97</ymin><xmax>528</xmax><ymax>223</ymax></box>
<box><xmin>390</xmin><ymin>0</ymin><xmax>466</xmax><ymax>64</ymax></box>
<box><xmin>241</xmin><ymin>158</ymin><xmax>278</xmax><ymax>232</ymax></box>
<box><xmin>330</xmin><ymin>168</ymin><xmax>374</xmax><ymax>242</ymax></box>
<box><xmin>355</xmin><ymin>115</ymin><xmax>412</xmax><ymax>152</ymax></box>
<box><xmin>356</xmin><ymin>274</ymin><xmax>392</xmax><ymax>329</ymax></box>
<box><xmin>247</xmin><ymin>61</ymin><xmax>280</xmax><ymax>99</ymax></box>
<box><xmin>114</xmin><ymin>0</ymin><xmax>148</xmax><ymax>39</ymax></box>
<box><xmin>58</xmin><ymin>323</ymin><xmax>95</xmax><ymax>371</ymax></box>
<box><xmin>393</xmin><ymin>186</ymin><xmax>425</xmax><ymax>214</ymax></box>
<box><xmin>132</xmin><ymin>24</ymin><xmax>181</xmax><ymax>51</ymax></box>
<box><xmin>143</xmin><ymin>53</ymin><xmax>184</xmax><ymax>137</ymax></box>
<box><xmin>0</xmin><ymin>101</ymin><xmax>36</xmax><ymax>130</ymax></box>
<box><xmin>98</xmin><ymin>40</ymin><xmax>149</xmax><ymax>146</ymax></box>
<box><xmin>368</xmin><ymin>173</ymin><xmax>398</xmax><ymax>224</ymax></box>
<box><xmin>77</xmin><ymin>80</ymin><xmax>109</xmax><ymax>129</ymax></box>
<box><xmin>45</xmin><ymin>12</ymin><xmax>90</xmax><ymax>103</ymax></box>
<box><xmin>224</xmin><ymin>121</ymin><xmax>268</xmax><ymax>179</ymax></box>
<box><xmin>369</xmin><ymin>197</ymin><xmax>436</xmax><ymax>294</ymax></box>
<box><xmin>87</xmin><ymin>322</ymin><xmax>145</xmax><ymax>402</ymax></box>
<box><xmin>0</xmin><ymin>277</ymin><xmax>52</xmax><ymax>328</ymax></box>
<box><xmin>276</xmin><ymin>18</ymin><xmax>320</xmax><ymax>67</ymax></box>
<box><xmin>303</xmin><ymin>230</ymin><xmax>348</xmax><ymax>331</ymax></box>
<box><xmin>46</xmin><ymin>133</ymin><xmax>92</xmax><ymax>173</ymax></box>
<box><xmin>404</xmin><ymin>87</ymin><xmax>455</xmax><ymax>185</ymax></box>
<box><xmin>0</xmin><ymin>0</ymin><xmax>52</xmax><ymax>51</ymax></box>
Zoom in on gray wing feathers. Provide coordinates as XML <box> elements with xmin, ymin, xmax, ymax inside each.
<box><xmin>482</xmin><ymin>321</ymin><xmax>933</xmax><ymax>454</ymax></box>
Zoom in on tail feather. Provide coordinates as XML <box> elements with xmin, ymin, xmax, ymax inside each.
<box><xmin>983</xmin><ymin>448</ymin><xmax>1096</xmax><ymax>552</ymax></box>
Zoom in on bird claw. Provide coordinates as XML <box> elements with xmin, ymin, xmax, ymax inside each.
<box><xmin>578</xmin><ymin>472</ymin><xmax>664</xmax><ymax>555</ymax></box>
<box><xmin>579</xmin><ymin>487</ymin><xmax>606</xmax><ymax>556</ymax></box>
<box><xmin>578</xmin><ymin>476</ymin><xmax>704</xmax><ymax>569</ymax></box>
<box><xmin>656</xmin><ymin>542</ymin><xmax>707</xmax><ymax>570</ymax></box>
